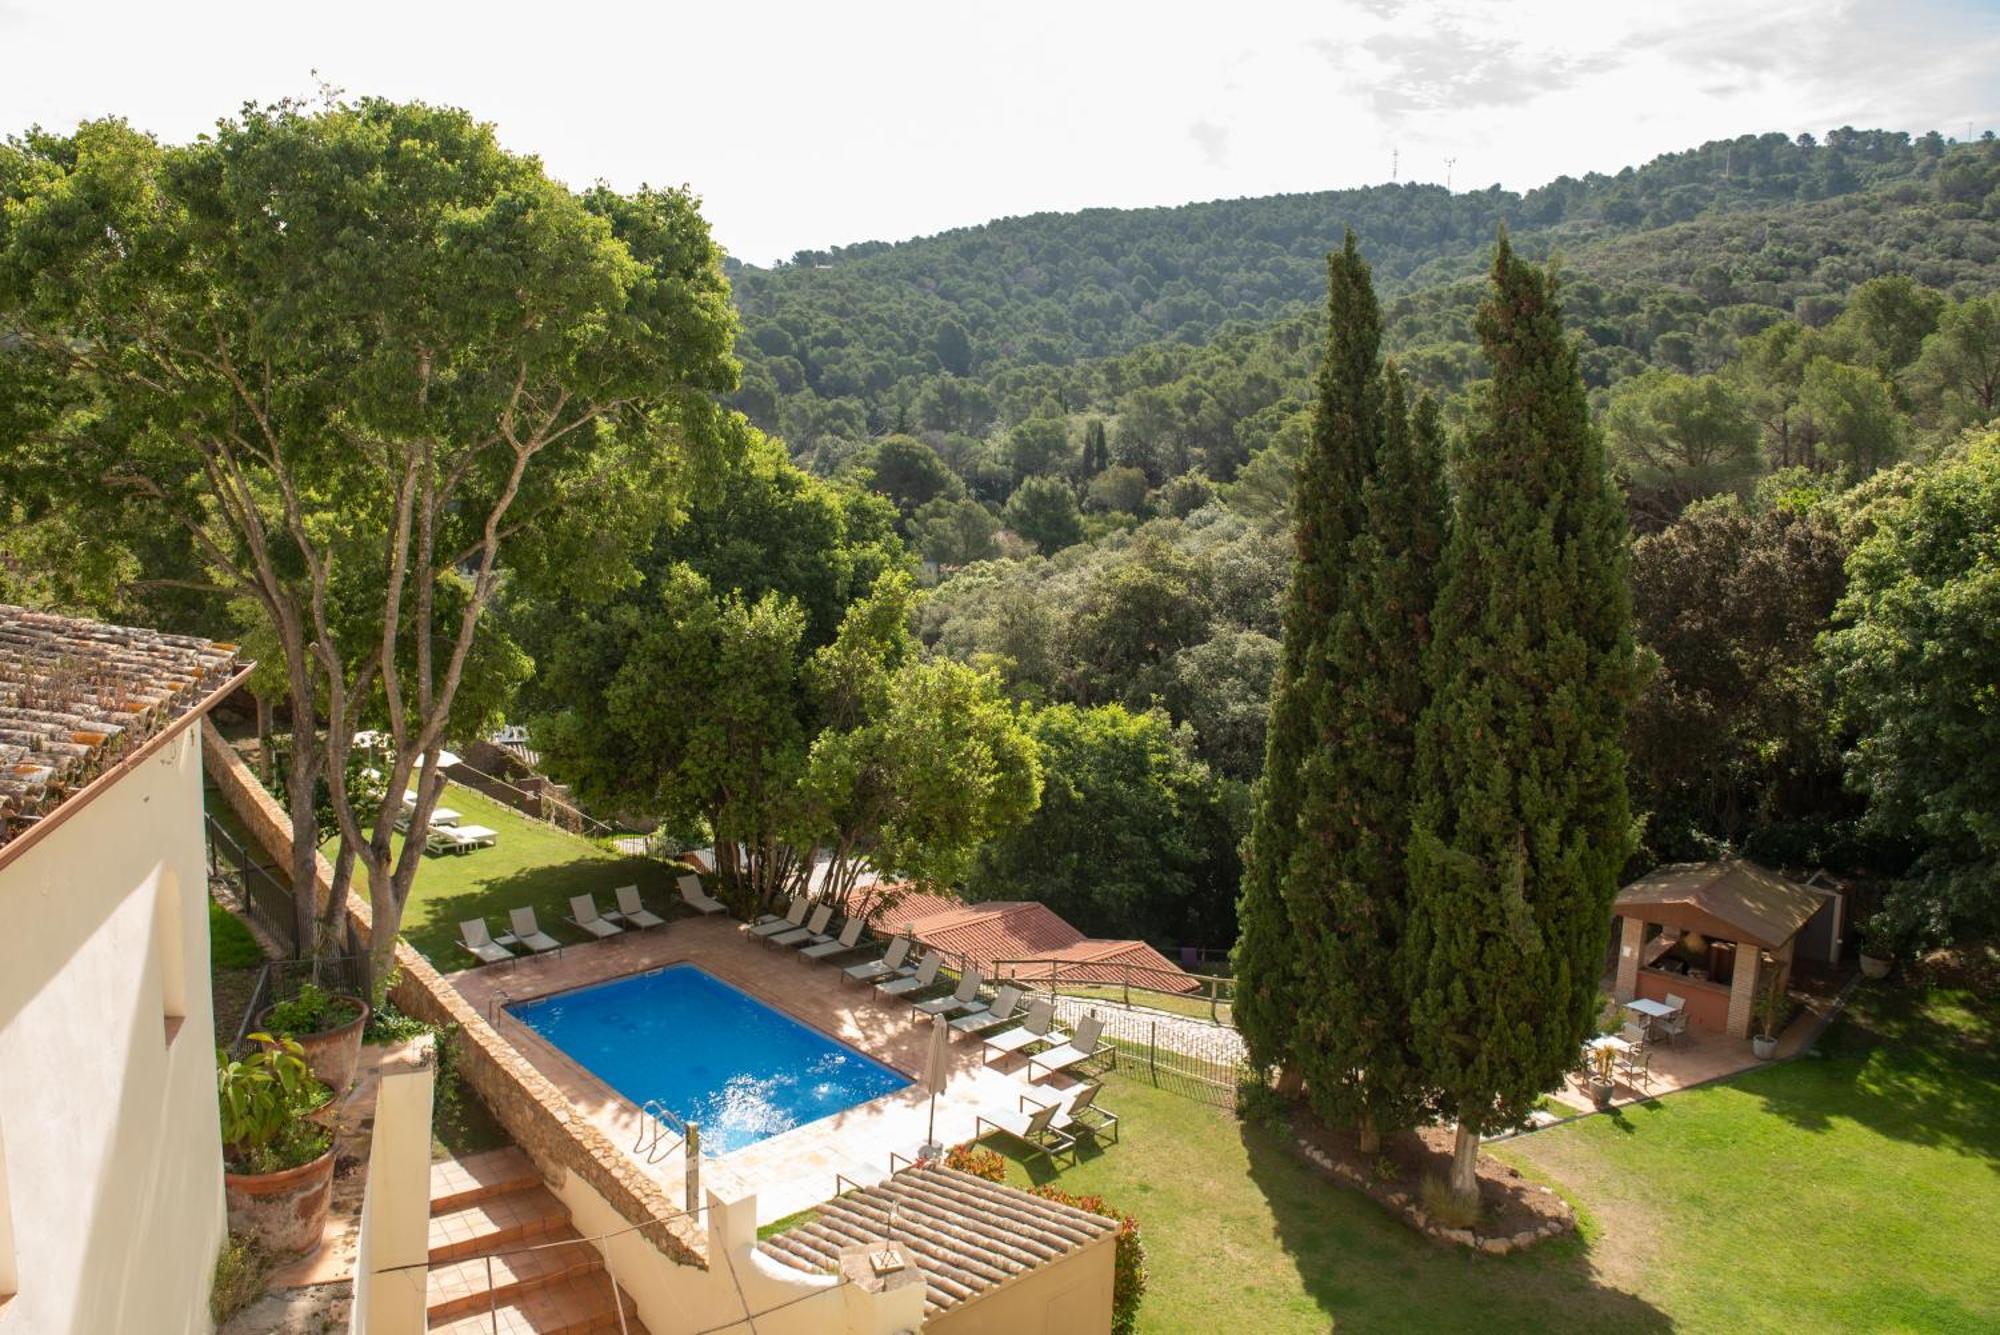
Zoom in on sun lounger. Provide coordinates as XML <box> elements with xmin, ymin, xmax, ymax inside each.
<box><xmin>981</xmin><ymin>997</ymin><xmax>1057</xmax><ymax>1060</ymax></box>
<box><xmin>950</xmin><ymin>985</ymin><xmax>1024</xmax><ymax>1036</ymax></box>
<box><xmin>496</xmin><ymin>907</ymin><xmax>562</xmax><ymax>956</ymax></box>
<box><xmin>1024</xmin><ymin>1080</ymin><xmax>1120</xmax><ymax>1144</ymax></box>
<box><xmin>801</xmin><ymin>917</ymin><xmax>865</xmax><ymax>960</ymax></box>
<box><xmin>974</xmin><ymin>1098</ymin><xmax>1074</xmax><ymax>1168</ymax></box>
<box><xmin>566</xmin><ymin>893</ymin><xmax>623</xmax><ymax>939</ymax></box>
<box><xmin>772</xmin><ymin>904</ymin><xmax>835</xmax><ymax>949</ymax></box>
<box><xmin>458</xmin><ymin>918</ymin><xmax>516</xmax><ymax>967</ymax></box>
<box><xmin>676</xmin><ymin>875</ymin><xmax>727</xmax><ymax>916</ymax></box>
<box><xmin>611</xmin><ymin>885</ymin><xmax>666</xmax><ymax>929</ymax></box>
<box><xmin>1028</xmin><ymin>1015</ymin><xmax>1108</xmax><ymax>1081</ymax></box>
<box><xmin>749</xmin><ymin>897</ymin><xmax>810</xmax><ymax>937</ymax></box>
<box><xmin>843</xmin><ymin>935</ymin><xmax>912</xmax><ymax>984</ymax></box>
<box><xmin>426</xmin><ymin>823</ymin><xmax>496</xmax><ymax>855</ymax></box>
<box><xmin>914</xmin><ymin>967</ymin><xmax>985</xmax><ymax>1020</ymax></box>
<box><xmin>875</xmin><ymin>951</ymin><xmax>942</xmax><ymax>999</ymax></box>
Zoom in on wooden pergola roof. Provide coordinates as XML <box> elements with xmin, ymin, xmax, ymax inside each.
<box><xmin>1615</xmin><ymin>859</ymin><xmax>1829</xmax><ymax>950</ymax></box>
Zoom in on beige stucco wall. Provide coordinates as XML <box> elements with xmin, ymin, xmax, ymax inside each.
<box><xmin>350</xmin><ymin>1056</ymin><xmax>436</xmax><ymax>1335</ymax></box>
<box><xmin>923</xmin><ymin>1230</ymin><xmax>1115</xmax><ymax>1335</ymax></box>
<box><xmin>0</xmin><ymin>724</ymin><xmax>227</xmax><ymax>1335</ymax></box>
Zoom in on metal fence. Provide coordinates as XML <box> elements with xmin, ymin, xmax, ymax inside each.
<box><xmin>205</xmin><ymin>811</ymin><xmax>300</xmax><ymax>957</ymax></box>
<box><xmin>986</xmin><ymin>956</ymin><xmax>1247</xmax><ymax>1106</ymax></box>
<box><xmin>232</xmin><ymin>954</ymin><xmax>372</xmax><ymax>1055</ymax></box>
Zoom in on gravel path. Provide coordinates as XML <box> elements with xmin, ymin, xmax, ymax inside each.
<box><xmin>1050</xmin><ymin>994</ymin><xmax>1248</xmax><ymax>1069</ymax></box>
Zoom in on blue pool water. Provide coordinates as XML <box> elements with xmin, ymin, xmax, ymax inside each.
<box><xmin>506</xmin><ymin>964</ymin><xmax>911</xmax><ymax>1155</ymax></box>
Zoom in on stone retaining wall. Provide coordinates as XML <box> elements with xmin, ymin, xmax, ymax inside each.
<box><xmin>200</xmin><ymin>720</ymin><xmax>706</xmax><ymax>1267</ymax></box>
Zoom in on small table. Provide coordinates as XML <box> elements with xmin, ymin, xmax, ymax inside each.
<box><xmin>1587</xmin><ymin>1034</ymin><xmax>1631</xmax><ymax>1056</ymax></box>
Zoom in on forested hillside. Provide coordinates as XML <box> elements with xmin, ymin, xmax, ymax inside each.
<box><xmin>729</xmin><ymin>129</ymin><xmax>2000</xmax><ymax>462</ymax></box>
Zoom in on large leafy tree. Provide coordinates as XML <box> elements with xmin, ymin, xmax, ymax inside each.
<box><xmin>1628</xmin><ymin>481</ymin><xmax>1851</xmax><ymax>860</ymax></box>
<box><xmin>967</xmin><ymin>703</ymin><xmax>1239</xmax><ymax>947</ymax></box>
<box><xmin>1603</xmin><ymin>369</ymin><xmax>1762</xmax><ymax>529</ymax></box>
<box><xmin>1823</xmin><ymin>433</ymin><xmax>2000</xmax><ymax>929</ymax></box>
<box><xmin>1235</xmin><ymin>233</ymin><xmax>1380</xmax><ymax>1081</ymax></box>
<box><xmin>0</xmin><ymin>102</ymin><xmax>739</xmax><ymax>983</ymax></box>
<box><xmin>1406</xmin><ymin>236</ymin><xmax>1639</xmax><ymax>1197</ymax></box>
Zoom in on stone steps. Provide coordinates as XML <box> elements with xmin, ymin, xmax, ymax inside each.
<box><xmin>426</xmin><ymin>1147</ymin><xmax>648</xmax><ymax>1334</ymax></box>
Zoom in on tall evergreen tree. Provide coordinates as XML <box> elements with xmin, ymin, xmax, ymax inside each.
<box><xmin>1234</xmin><ymin>233</ymin><xmax>1381</xmax><ymax>1077</ymax></box>
<box><xmin>1292</xmin><ymin>367</ymin><xmax>1447</xmax><ymax>1149</ymax></box>
<box><xmin>1406</xmin><ymin>236</ymin><xmax>1639</xmax><ymax>1198</ymax></box>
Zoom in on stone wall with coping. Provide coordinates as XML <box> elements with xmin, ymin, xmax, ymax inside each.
<box><xmin>200</xmin><ymin>720</ymin><xmax>707</xmax><ymax>1269</ymax></box>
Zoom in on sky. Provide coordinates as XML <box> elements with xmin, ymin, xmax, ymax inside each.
<box><xmin>3</xmin><ymin>0</ymin><xmax>1997</xmax><ymax>265</ymax></box>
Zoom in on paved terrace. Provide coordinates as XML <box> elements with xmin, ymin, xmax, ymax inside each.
<box><xmin>446</xmin><ymin>915</ymin><xmax>1077</xmax><ymax>1226</ymax></box>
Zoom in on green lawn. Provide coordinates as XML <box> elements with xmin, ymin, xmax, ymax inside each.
<box><xmin>365</xmin><ymin>784</ymin><xmax>686</xmax><ymax>967</ymax></box>
<box><xmin>976</xmin><ymin>983</ymin><xmax>1997</xmax><ymax>1333</ymax></box>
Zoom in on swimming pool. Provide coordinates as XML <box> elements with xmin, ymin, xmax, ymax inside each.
<box><xmin>506</xmin><ymin>963</ymin><xmax>912</xmax><ymax>1155</ymax></box>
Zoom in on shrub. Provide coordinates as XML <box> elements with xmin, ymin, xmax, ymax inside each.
<box><xmin>264</xmin><ymin>982</ymin><xmax>361</xmax><ymax>1037</ymax></box>
<box><xmin>942</xmin><ymin>1142</ymin><xmax>1006</xmax><ymax>1182</ymax></box>
<box><xmin>1235</xmin><ymin>1075</ymin><xmax>1291</xmax><ymax>1127</ymax></box>
<box><xmin>1418</xmin><ymin>1174</ymin><xmax>1481</xmax><ymax>1229</ymax></box>
<box><xmin>1030</xmin><ymin>1186</ymin><xmax>1146</xmax><ymax>1335</ymax></box>
<box><xmin>209</xmin><ymin>1233</ymin><xmax>272</xmax><ymax>1325</ymax></box>
<box><xmin>216</xmin><ymin>1034</ymin><xmax>331</xmax><ymax>1175</ymax></box>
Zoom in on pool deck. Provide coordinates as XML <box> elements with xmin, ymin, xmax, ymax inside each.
<box><xmin>445</xmin><ymin>914</ymin><xmax>1084</xmax><ymax>1225</ymax></box>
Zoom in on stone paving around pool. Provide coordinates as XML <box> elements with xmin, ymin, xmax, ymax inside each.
<box><xmin>445</xmin><ymin>914</ymin><xmax>1093</xmax><ymax>1226</ymax></box>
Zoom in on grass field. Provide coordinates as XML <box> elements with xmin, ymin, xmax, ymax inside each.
<box><xmin>360</xmin><ymin>783</ymin><xmax>684</xmax><ymax>966</ymax></box>
<box><xmin>978</xmin><ymin>981</ymin><xmax>1998</xmax><ymax>1333</ymax></box>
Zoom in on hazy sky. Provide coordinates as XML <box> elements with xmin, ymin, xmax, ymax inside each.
<box><xmin>4</xmin><ymin>0</ymin><xmax>1996</xmax><ymax>265</ymax></box>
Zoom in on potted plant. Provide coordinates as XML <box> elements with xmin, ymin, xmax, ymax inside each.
<box><xmin>260</xmin><ymin>982</ymin><xmax>369</xmax><ymax>1095</ymax></box>
<box><xmin>1856</xmin><ymin>909</ymin><xmax>1895</xmax><ymax>979</ymax></box>
<box><xmin>1750</xmin><ymin>974</ymin><xmax>1787</xmax><ymax>1060</ymax></box>
<box><xmin>219</xmin><ymin>1034</ymin><xmax>335</xmax><ymax>1256</ymax></box>
<box><xmin>1586</xmin><ymin>1043</ymin><xmax>1617</xmax><ymax>1109</ymax></box>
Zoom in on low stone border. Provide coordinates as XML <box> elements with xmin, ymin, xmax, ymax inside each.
<box><xmin>1292</xmin><ymin>1135</ymin><xmax>1575</xmax><ymax>1255</ymax></box>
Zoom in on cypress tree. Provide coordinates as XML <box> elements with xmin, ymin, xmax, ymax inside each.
<box><xmin>1291</xmin><ymin>366</ymin><xmax>1447</xmax><ymax>1149</ymax></box>
<box><xmin>1234</xmin><ymin>232</ymin><xmax>1381</xmax><ymax>1078</ymax></box>
<box><xmin>1406</xmin><ymin>235</ymin><xmax>1639</xmax><ymax>1198</ymax></box>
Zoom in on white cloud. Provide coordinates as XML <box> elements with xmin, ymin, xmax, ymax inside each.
<box><xmin>0</xmin><ymin>0</ymin><xmax>1993</xmax><ymax>263</ymax></box>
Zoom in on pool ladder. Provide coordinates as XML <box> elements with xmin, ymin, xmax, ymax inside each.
<box><xmin>634</xmin><ymin>1100</ymin><xmax>691</xmax><ymax>1165</ymax></box>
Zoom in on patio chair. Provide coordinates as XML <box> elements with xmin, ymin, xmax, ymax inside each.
<box><xmin>1028</xmin><ymin>1014</ymin><xmax>1109</xmax><ymax>1082</ymax></box>
<box><xmin>1658</xmin><ymin>994</ymin><xmax>1690</xmax><ymax>1046</ymax></box>
<box><xmin>426</xmin><ymin>823</ymin><xmax>495</xmax><ymax>855</ymax></box>
<box><xmin>1621</xmin><ymin>1019</ymin><xmax>1650</xmax><ymax>1047</ymax></box>
<box><xmin>566</xmin><ymin>893</ymin><xmax>624</xmax><ymax>939</ymax></box>
<box><xmin>498</xmin><ymin>907</ymin><xmax>562</xmax><ymax>957</ymax></box>
<box><xmin>457</xmin><ymin>918</ymin><xmax>516</xmax><ymax>967</ymax></box>
<box><xmin>676</xmin><ymin>874</ymin><xmax>727</xmax><ymax>917</ymax></box>
<box><xmin>1024</xmin><ymin>1080</ymin><xmax>1120</xmax><ymax>1145</ymax></box>
<box><xmin>612</xmin><ymin>885</ymin><xmax>666</xmax><ymax>930</ymax></box>
<box><xmin>875</xmin><ymin>951</ymin><xmax>943</xmax><ymax>999</ymax></box>
<box><xmin>974</xmin><ymin>1097</ymin><xmax>1075</xmax><ymax>1169</ymax></box>
<box><xmin>843</xmin><ymin>935</ymin><xmax>913</xmax><ymax>984</ymax></box>
<box><xmin>749</xmin><ymin>897</ymin><xmax>810</xmax><ymax>937</ymax></box>
<box><xmin>1616</xmin><ymin>1037</ymin><xmax>1651</xmax><ymax>1089</ymax></box>
<box><xmin>981</xmin><ymin>997</ymin><xmax>1057</xmax><ymax>1061</ymax></box>
<box><xmin>771</xmin><ymin>904</ymin><xmax>835</xmax><ymax>949</ymax></box>
<box><xmin>801</xmin><ymin>916</ymin><xmax>865</xmax><ymax>961</ymax></box>
<box><xmin>950</xmin><ymin>984</ymin><xmax>1024</xmax><ymax>1036</ymax></box>
<box><xmin>914</xmin><ymin>967</ymin><xmax>985</xmax><ymax>1021</ymax></box>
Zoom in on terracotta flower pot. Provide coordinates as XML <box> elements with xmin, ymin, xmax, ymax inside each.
<box><xmin>260</xmin><ymin>995</ymin><xmax>370</xmax><ymax>1095</ymax></box>
<box><xmin>224</xmin><ymin>1145</ymin><xmax>336</xmax><ymax>1257</ymax></box>
<box><xmin>1859</xmin><ymin>953</ymin><xmax>1891</xmax><ymax>980</ymax></box>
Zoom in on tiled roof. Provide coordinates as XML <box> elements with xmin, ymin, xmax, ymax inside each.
<box><xmin>853</xmin><ymin>885</ymin><xmax>1200</xmax><ymax>992</ymax></box>
<box><xmin>757</xmin><ymin>1164</ymin><xmax>1116</xmax><ymax>1317</ymax></box>
<box><xmin>0</xmin><ymin>605</ymin><xmax>241</xmax><ymax>847</ymax></box>
<box><xmin>1616</xmin><ymin>859</ymin><xmax>1830</xmax><ymax>950</ymax></box>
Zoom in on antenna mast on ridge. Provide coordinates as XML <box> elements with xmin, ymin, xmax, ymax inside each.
<box><xmin>1444</xmin><ymin>156</ymin><xmax>1457</xmax><ymax>191</ymax></box>
<box><xmin>1392</xmin><ymin>147</ymin><xmax>1399</xmax><ymax>182</ymax></box>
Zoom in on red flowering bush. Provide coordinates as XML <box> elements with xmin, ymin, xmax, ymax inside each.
<box><xmin>1029</xmin><ymin>1186</ymin><xmax>1146</xmax><ymax>1335</ymax></box>
<box><xmin>942</xmin><ymin>1142</ymin><xmax>1007</xmax><ymax>1182</ymax></box>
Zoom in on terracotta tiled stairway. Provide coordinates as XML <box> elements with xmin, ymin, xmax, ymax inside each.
<box><xmin>426</xmin><ymin>1147</ymin><xmax>647</xmax><ymax>1334</ymax></box>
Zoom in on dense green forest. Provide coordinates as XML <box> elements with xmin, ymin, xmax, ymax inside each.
<box><xmin>6</xmin><ymin>117</ymin><xmax>1996</xmax><ymax>958</ymax></box>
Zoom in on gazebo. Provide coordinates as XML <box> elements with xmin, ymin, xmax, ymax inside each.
<box><xmin>1612</xmin><ymin>859</ymin><xmax>1839</xmax><ymax>1039</ymax></box>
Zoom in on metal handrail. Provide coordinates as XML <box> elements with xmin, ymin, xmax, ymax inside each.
<box><xmin>634</xmin><ymin>1099</ymin><xmax>689</xmax><ymax>1165</ymax></box>
<box><xmin>989</xmin><ymin>955</ymin><xmax>1236</xmax><ymax>1025</ymax></box>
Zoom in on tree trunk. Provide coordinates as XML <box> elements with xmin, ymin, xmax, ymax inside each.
<box><xmin>1357</xmin><ymin>1111</ymin><xmax>1380</xmax><ymax>1156</ymax></box>
<box><xmin>283</xmin><ymin>739</ymin><xmax>322</xmax><ymax>959</ymax></box>
<box><xmin>254</xmin><ymin>691</ymin><xmax>275</xmax><ymax>788</ymax></box>
<box><xmin>1450</xmin><ymin>1123</ymin><xmax>1480</xmax><ymax>1199</ymax></box>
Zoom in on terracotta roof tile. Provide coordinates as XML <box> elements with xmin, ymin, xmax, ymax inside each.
<box><xmin>0</xmin><ymin>605</ymin><xmax>241</xmax><ymax>845</ymax></box>
<box><xmin>757</xmin><ymin>1164</ymin><xmax>1116</xmax><ymax>1316</ymax></box>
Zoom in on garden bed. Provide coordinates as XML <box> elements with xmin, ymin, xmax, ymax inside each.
<box><xmin>1290</xmin><ymin>1111</ymin><xmax>1574</xmax><ymax>1254</ymax></box>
